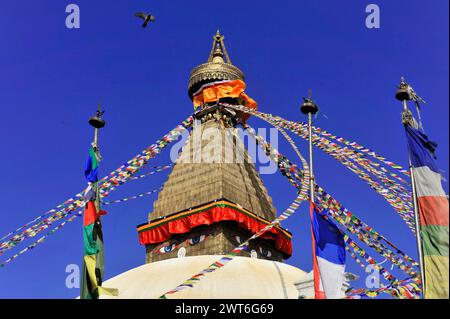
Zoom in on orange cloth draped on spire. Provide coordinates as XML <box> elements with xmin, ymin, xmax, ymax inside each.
<box><xmin>193</xmin><ymin>80</ymin><xmax>257</xmax><ymax>121</ymax></box>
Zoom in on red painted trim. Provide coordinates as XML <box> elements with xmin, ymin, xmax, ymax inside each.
<box><xmin>137</xmin><ymin>206</ymin><xmax>293</xmax><ymax>257</ymax></box>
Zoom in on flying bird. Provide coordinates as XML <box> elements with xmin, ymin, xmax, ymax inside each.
<box><xmin>135</xmin><ymin>12</ymin><xmax>156</xmax><ymax>28</ymax></box>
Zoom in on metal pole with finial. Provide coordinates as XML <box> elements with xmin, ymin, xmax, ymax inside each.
<box><xmin>396</xmin><ymin>77</ymin><xmax>426</xmax><ymax>298</ymax></box>
<box><xmin>301</xmin><ymin>89</ymin><xmax>319</xmax><ymax>202</ymax></box>
<box><xmin>88</xmin><ymin>103</ymin><xmax>105</xmax><ymax>211</ymax></box>
<box><xmin>80</xmin><ymin>103</ymin><xmax>107</xmax><ymax>299</ymax></box>
<box><xmin>301</xmin><ymin>89</ymin><xmax>320</xmax><ymax>299</ymax></box>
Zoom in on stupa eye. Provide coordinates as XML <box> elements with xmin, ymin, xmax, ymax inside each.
<box><xmin>259</xmin><ymin>247</ymin><xmax>272</xmax><ymax>258</ymax></box>
<box><xmin>188</xmin><ymin>235</ymin><xmax>206</xmax><ymax>245</ymax></box>
<box><xmin>158</xmin><ymin>243</ymin><xmax>176</xmax><ymax>254</ymax></box>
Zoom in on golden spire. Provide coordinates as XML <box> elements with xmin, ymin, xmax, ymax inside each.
<box><xmin>188</xmin><ymin>31</ymin><xmax>245</xmax><ymax>99</ymax></box>
<box><xmin>208</xmin><ymin>30</ymin><xmax>232</xmax><ymax>64</ymax></box>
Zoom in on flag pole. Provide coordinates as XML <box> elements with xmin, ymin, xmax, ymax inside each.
<box><xmin>396</xmin><ymin>78</ymin><xmax>426</xmax><ymax>298</ymax></box>
<box><xmin>89</xmin><ymin>103</ymin><xmax>105</xmax><ymax>211</ymax></box>
<box><xmin>301</xmin><ymin>90</ymin><xmax>320</xmax><ymax>298</ymax></box>
<box><xmin>81</xmin><ymin>103</ymin><xmax>106</xmax><ymax>299</ymax></box>
<box><xmin>301</xmin><ymin>89</ymin><xmax>319</xmax><ymax>202</ymax></box>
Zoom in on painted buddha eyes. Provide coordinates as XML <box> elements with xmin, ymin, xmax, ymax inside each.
<box><xmin>188</xmin><ymin>235</ymin><xmax>206</xmax><ymax>245</ymax></box>
<box><xmin>259</xmin><ymin>247</ymin><xmax>272</xmax><ymax>258</ymax></box>
<box><xmin>155</xmin><ymin>234</ymin><xmax>208</xmax><ymax>254</ymax></box>
<box><xmin>158</xmin><ymin>243</ymin><xmax>176</xmax><ymax>254</ymax></box>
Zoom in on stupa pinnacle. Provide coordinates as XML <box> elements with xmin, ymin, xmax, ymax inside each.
<box><xmin>136</xmin><ymin>31</ymin><xmax>293</xmax><ymax>265</ymax></box>
<box><xmin>188</xmin><ymin>30</ymin><xmax>245</xmax><ymax>99</ymax></box>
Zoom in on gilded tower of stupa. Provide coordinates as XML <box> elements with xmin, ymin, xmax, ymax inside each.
<box><xmin>136</xmin><ymin>31</ymin><xmax>292</xmax><ymax>263</ymax></box>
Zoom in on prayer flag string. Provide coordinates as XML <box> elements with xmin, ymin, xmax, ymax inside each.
<box><xmin>0</xmin><ymin>118</ymin><xmax>192</xmax><ymax>258</ymax></box>
<box><xmin>0</xmin><ymin>186</ymin><xmax>163</xmax><ymax>268</ymax></box>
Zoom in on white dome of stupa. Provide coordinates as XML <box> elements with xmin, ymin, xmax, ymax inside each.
<box><xmin>100</xmin><ymin>255</ymin><xmax>306</xmax><ymax>299</ymax></box>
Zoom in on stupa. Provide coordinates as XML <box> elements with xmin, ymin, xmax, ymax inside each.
<box><xmin>102</xmin><ymin>31</ymin><xmax>307</xmax><ymax>299</ymax></box>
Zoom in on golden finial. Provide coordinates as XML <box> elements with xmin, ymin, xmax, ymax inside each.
<box><xmin>208</xmin><ymin>29</ymin><xmax>231</xmax><ymax>64</ymax></box>
<box><xmin>188</xmin><ymin>31</ymin><xmax>244</xmax><ymax>99</ymax></box>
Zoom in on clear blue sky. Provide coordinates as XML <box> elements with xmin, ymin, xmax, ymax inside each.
<box><xmin>0</xmin><ymin>0</ymin><xmax>447</xmax><ymax>298</ymax></box>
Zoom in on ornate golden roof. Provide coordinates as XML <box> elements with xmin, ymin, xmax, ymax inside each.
<box><xmin>188</xmin><ymin>30</ymin><xmax>245</xmax><ymax>99</ymax></box>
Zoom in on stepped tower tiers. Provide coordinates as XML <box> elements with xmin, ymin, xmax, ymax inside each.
<box><xmin>136</xmin><ymin>31</ymin><xmax>293</xmax><ymax>265</ymax></box>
